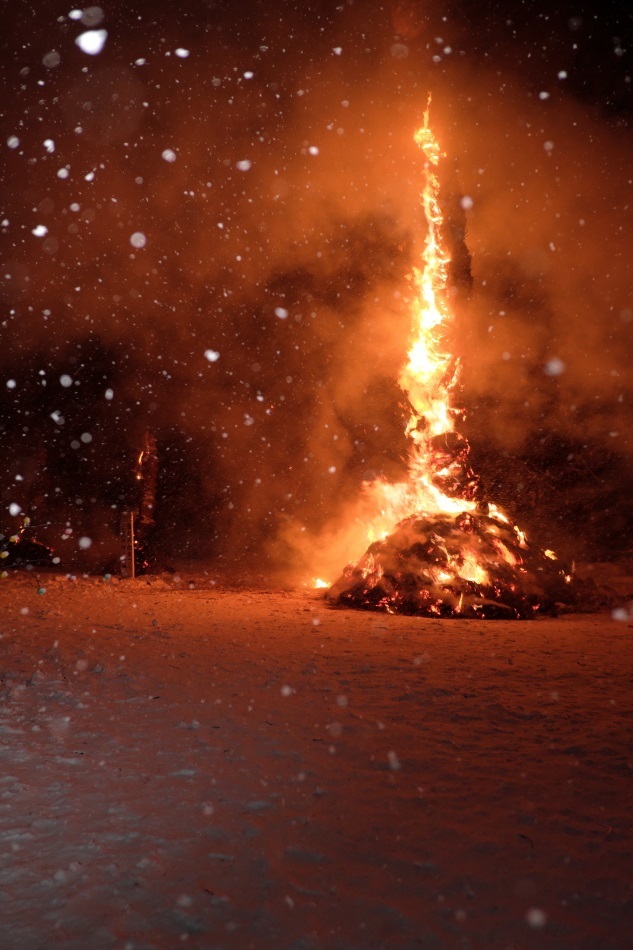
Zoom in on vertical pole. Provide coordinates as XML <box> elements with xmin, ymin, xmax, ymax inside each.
<box><xmin>128</xmin><ymin>511</ymin><xmax>135</xmax><ymax>579</ymax></box>
<box><xmin>121</xmin><ymin>510</ymin><xmax>136</xmax><ymax>578</ymax></box>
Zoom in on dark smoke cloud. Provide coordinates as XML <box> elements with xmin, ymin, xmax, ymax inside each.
<box><xmin>1</xmin><ymin>0</ymin><xmax>632</xmax><ymax>574</ymax></box>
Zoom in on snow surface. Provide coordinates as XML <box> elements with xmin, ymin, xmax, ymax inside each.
<box><xmin>0</xmin><ymin>572</ymin><xmax>631</xmax><ymax>948</ymax></box>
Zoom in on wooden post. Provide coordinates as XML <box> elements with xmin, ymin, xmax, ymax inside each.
<box><xmin>120</xmin><ymin>510</ymin><xmax>135</xmax><ymax>578</ymax></box>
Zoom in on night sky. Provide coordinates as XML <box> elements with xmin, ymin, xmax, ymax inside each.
<box><xmin>1</xmin><ymin>0</ymin><xmax>632</xmax><ymax>574</ymax></box>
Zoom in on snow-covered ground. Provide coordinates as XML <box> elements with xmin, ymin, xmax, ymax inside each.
<box><xmin>0</xmin><ymin>571</ymin><xmax>631</xmax><ymax>949</ymax></box>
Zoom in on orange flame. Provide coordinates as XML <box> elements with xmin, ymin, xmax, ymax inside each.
<box><xmin>320</xmin><ymin>104</ymin><xmax>573</xmax><ymax>619</ymax></box>
<box><xmin>354</xmin><ymin>105</ymin><xmax>478</xmax><ymax>539</ymax></box>
<box><xmin>322</xmin><ymin>104</ymin><xmax>558</xmax><ymax>589</ymax></box>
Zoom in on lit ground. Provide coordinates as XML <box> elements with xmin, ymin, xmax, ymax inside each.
<box><xmin>0</xmin><ymin>571</ymin><xmax>631</xmax><ymax>949</ymax></box>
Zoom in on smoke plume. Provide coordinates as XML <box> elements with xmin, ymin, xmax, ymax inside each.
<box><xmin>1</xmin><ymin>1</ymin><xmax>631</xmax><ymax>574</ymax></box>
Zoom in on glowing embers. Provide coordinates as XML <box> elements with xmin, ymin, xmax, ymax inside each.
<box><xmin>327</xmin><ymin>509</ymin><xmax>573</xmax><ymax>619</ymax></box>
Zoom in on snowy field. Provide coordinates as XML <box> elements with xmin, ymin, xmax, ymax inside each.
<box><xmin>0</xmin><ymin>571</ymin><xmax>631</xmax><ymax>949</ymax></box>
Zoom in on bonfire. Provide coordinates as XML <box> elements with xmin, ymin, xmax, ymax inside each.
<box><xmin>327</xmin><ymin>107</ymin><xmax>575</xmax><ymax>619</ymax></box>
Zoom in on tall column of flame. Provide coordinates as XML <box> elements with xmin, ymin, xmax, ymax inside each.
<box><xmin>397</xmin><ymin>110</ymin><xmax>471</xmax><ymax>513</ymax></box>
<box><xmin>403</xmin><ymin>114</ymin><xmax>455</xmax><ymax>444</ymax></box>
<box><xmin>358</xmin><ymin>107</ymin><xmax>477</xmax><ymax>539</ymax></box>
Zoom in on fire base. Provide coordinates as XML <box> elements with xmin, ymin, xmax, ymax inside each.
<box><xmin>327</xmin><ymin>511</ymin><xmax>577</xmax><ymax>619</ymax></box>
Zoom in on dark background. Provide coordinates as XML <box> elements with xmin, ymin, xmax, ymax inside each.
<box><xmin>1</xmin><ymin>0</ymin><xmax>632</xmax><ymax>574</ymax></box>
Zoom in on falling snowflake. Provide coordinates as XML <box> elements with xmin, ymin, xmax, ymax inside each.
<box><xmin>75</xmin><ymin>30</ymin><xmax>108</xmax><ymax>55</ymax></box>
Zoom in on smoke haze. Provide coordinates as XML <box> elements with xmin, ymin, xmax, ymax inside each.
<box><xmin>1</xmin><ymin>0</ymin><xmax>631</xmax><ymax>574</ymax></box>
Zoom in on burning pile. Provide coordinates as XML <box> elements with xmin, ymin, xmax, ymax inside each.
<box><xmin>327</xmin><ymin>108</ymin><xmax>574</xmax><ymax>619</ymax></box>
<box><xmin>327</xmin><ymin>509</ymin><xmax>574</xmax><ymax>619</ymax></box>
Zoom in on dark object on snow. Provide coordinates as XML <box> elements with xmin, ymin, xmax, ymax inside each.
<box><xmin>120</xmin><ymin>433</ymin><xmax>159</xmax><ymax>577</ymax></box>
<box><xmin>0</xmin><ymin>521</ymin><xmax>55</xmax><ymax>570</ymax></box>
<box><xmin>327</xmin><ymin>509</ymin><xmax>581</xmax><ymax>619</ymax></box>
